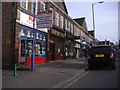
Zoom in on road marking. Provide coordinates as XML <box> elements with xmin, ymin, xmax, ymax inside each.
<box><xmin>64</xmin><ymin>71</ymin><xmax>89</xmax><ymax>88</ymax></box>
<box><xmin>54</xmin><ymin>69</ymin><xmax>89</xmax><ymax>88</ymax></box>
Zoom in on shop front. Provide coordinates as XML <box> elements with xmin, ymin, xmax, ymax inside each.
<box><xmin>18</xmin><ymin>24</ymin><xmax>47</xmax><ymax>66</ymax></box>
<box><xmin>75</xmin><ymin>41</ymin><xmax>83</xmax><ymax>58</ymax></box>
<box><xmin>48</xmin><ymin>28</ymin><xmax>65</xmax><ymax>61</ymax></box>
<box><xmin>65</xmin><ymin>32</ymin><xmax>75</xmax><ymax>59</ymax></box>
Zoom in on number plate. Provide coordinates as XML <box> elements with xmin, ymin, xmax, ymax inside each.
<box><xmin>95</xmin><ymin>54</ymin><xmax>104</xmax><ymax>57</ymax></box>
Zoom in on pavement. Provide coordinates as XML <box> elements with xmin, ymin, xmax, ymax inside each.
<box><xmin>2</xmin><ymin>57</ymin><xmax>88</xmax><ymax>88</ymax></box>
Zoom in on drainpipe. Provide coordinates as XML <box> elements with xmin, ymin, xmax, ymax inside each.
<box><xmin>12</xmin><ymin>2</ymin><xmax>18</xmax><ymax>76</ymax></box>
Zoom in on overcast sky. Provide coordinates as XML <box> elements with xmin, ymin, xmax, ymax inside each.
<box><xmin>64</xmin><ymin>0</ymin><xmax>118</xmax><ymax>44</ymax></box>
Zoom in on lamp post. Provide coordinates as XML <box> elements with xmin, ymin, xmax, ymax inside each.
<box><xmin>92</xmin><ymin>1</ymin><xmax>104</xmax><ymax>38</ymax></box>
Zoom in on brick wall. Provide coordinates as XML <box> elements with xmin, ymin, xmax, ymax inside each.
<box><xmin>2</xmin><ymin>2</ymin><xmax>15</xmax><ymax>69</ymax></box>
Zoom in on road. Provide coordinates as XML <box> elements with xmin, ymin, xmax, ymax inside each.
<box><xmin>68</xmin><ymin>53</ymin><xmax>120</xmax><ymax>88</ymax></box>
<box><xmin>2</xmin><ymin>53</ymin><xmax>120</xmax><ymax>89</ymax></box>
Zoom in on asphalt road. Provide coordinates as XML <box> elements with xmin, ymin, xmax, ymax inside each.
<box><xmin>68</xmin><ymin>53</ymin><xmax>120</xmax><ymax>88</ymax></box>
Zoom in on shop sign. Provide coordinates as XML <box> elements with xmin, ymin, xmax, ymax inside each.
<box><xmin>51</xmin><ymin>29</ymin><xmax>64</xmax><ymax>38</ymax></box>
<box><xmin>36</xmin><ymin>10</ymin><xmax>53</xmax><ymax>28</ymax></box>
<box><xmin>17</xmin><ymin>11</ymin><xmax>36</xmax><ymax>28</ymax></box>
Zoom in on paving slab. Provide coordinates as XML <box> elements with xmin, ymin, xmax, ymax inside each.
<box><xmin>2</xmin><ymin>58</ymin><xmax>88</xmax><ymax>88</ymax></box>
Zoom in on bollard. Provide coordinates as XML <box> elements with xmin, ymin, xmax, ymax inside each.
<box><xmin>14</xmin><ymin>64</ymin><xmax>17</xmax><ymax>76</ymax></box>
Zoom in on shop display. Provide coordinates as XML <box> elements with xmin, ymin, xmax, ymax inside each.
<box><xmin>18</xmin><ymin>25</ymin><xmax>46</xmax><ymax>65</ymax></box>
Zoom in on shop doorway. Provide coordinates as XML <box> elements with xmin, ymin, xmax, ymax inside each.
<box><xmin>18</xmin><ymin>39</ymin><xmax>33</xmax><ymax>65</ymax></box>
<box><xmin>49</xmin><ymin>41</ymin><xmax>55</xmax><ymax>61</ymax></box>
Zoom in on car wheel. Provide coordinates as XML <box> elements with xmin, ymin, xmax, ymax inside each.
<box><xmin>88</xmin><ymin>63</ymin><xmax>94</xmax><ymax>70</ymax></box>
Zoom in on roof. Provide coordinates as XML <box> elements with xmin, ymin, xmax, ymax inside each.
<box><xmin>62</xmin><ymin>1</ymin><xmax>68</xmax><ymax>14</ymax></box>
<box><xmin>73</xmin><ymin>17</ymin><xmax>85</xmax><ymax>26</ymax></box>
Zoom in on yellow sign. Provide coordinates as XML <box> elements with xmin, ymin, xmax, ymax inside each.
<box><xmin>6</xmin><ymin>40</ymin><xmax>11</xmax><ymax>44</ymax></box>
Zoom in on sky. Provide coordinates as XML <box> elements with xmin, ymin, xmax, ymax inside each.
<box><xmin>64</xmin><ymin>0</ymin><xmax>118</xmax><ymax>44</ymax></box>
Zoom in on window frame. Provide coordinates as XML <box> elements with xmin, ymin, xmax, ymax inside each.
<box><xmin>55</xmin><ymin>11</ymin><xmax>59</xmax><ymax>26</ymax></box>
<box><xmin>39</xmin><ymin>2</ymin><xmax>45</xmax><ymax>11</ymax></box>
<box><xmin>20</xmin><ymin>0</ymin><xmax>28</xmax><ymax>10</ymax></box>
<box><xmin>60</xmin><ymin>15</ymin><xmax>64</xmax><ymax>29</ymax></box>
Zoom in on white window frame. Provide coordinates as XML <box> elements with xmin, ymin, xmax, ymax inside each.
<box><xmin>68</xmin><ymin>21</ymin><xmax>70</xmax><ymax>31</ymax></box>
<box><xmin>65</xmin><ymin>19</ymin><xmax>67</xmax><ymax>30</ymax></box>
<box><xmin>31</xmin><ymin>0</ymin><xmax>34</xmax><ymax>13</ymax></box>
<box><xmin>20</xmin><ymin>0</ymin><xmax>28</xmax><ymax>10</ymax></box>
<box><xmin>71</xmin><ymin>24</ymin><xmax>73</xmax><ymax>34</ymax></box>
<box><xmin>60</xmin><ymin>15</ymin><xmax>64</xmax><ymax>29</ymax></box>
<box><xmin>74</xmin><ymin>26</ymin><xmax>76</xmax><ymax>35</ymax></box>
<box><xmin>39</xmin><ymin>2</ymin><xmax>45</xmax><ymax>11</ymax></box>
<box><xmin>55</xmin><ymin>12</ymin><xmax>59</xmax><ymax>26</ymax></box>
<box><xmin>31</xmin><ymin>0</ymin><xmax>37</xmax><ymax>14</ymax></box>
<box><xmin>77</xmin><ymin>29</ymin><xmax>80</xmax><ymax>36</ymax></box>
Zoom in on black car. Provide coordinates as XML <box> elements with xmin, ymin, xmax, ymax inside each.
<box><xmin>88</xmin><ymin>45</ymin><xmax>116</xmax><ymax>69</ymax></box>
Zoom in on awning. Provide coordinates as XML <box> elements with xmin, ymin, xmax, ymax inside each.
<box><xmin>75</xmin><ymin>41</ymin><xmax>89</xmax><ymax>47</ymax></box>
<box><xmin>75</xmin><ymin>41</ymin><xmax>82</xmax><ymax>45</ymax></box>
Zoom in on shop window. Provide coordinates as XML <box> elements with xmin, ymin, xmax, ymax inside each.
<box><xmin>41</xmin><ymin>43</ymin><xmax>46</xmax><ymax>55</ymax></box>
<box><xmin>43</xmin><ymin>35</ymin><xmax>46</xmax><ymax>41</ymax></box>
<box><xmin>21</xmin><ymin>40</ymin><xmax>33</xmax><ymax>57</ymax></box>
<box><xmin>26</xmin><ymin>30</ymin><xmax>34</xmax><ymax>39</ymax></box>
<box><xmin>20</xmin><ymin>0</ymin><xmax>28</xmax><ymax>10</ymax></box>
<box><xmin>35</xmin><ymin>32</ymin><xmax>39</xmax><ymax>40</ymax></box>
<box><xmin>34</xmin><ymin>42</ymin><xmax>46</xmax><ymax>57</ymax></box>
<box><xmin>19</xmin><ymin>28</ymin><xmax>26</xmax><ymax>37</ymax></box>
<box><xmin>39</xmin><ymin>34</ymin><xmax>43</xmax><ymax>41</ymax></box>
<box><xmin>26</xmin><ymin>40</ymin><xmax>32</xmax><ymax>57</ymax></box>
<box><xmin>27</xmin><ymin>31</ymin><xmax>31</xmax><ymax>38</ymax></box>
<box><xmin>21</xmin><ymin>40</ymin><xmax>26</xmax><ymax>57</ymax></box>
<box><xmin>55</xmin><ymin>40</ymin><xmax>63</xmax><ymax>56</ymax></box>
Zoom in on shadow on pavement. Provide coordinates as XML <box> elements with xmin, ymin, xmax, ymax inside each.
<box><xmin>35</xmin><ymin>59</ymin><xmax>88</xmax><ymax>70</ymax></box>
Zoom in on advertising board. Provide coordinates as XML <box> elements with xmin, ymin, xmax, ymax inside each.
<box><xmin>36</xmin><ymin>10</ymin><xmax>53</xmax><ymax>28</ymax></box>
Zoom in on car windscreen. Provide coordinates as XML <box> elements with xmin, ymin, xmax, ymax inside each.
<box><xmin>88</xmin><ymin>46</ymin><xmax>112</xmax><ymax>55</ymax></box>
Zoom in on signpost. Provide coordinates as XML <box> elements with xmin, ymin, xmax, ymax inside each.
<box><xmin>36</xmin><ymin>10</ymin><xmax>53</xmax><ymax>29</ymax></box>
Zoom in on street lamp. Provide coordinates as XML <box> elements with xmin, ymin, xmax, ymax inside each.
<box><xmin>92</xmin><ymin>1</ymin><xmax>104</xmax><ymax>38</ymax></box>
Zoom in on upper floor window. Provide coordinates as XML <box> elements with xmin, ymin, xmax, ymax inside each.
<box><xmin>65</xmin><ymin>19</ymin><xmax>67</xmax><ymax>30</ymax></box>
<box><xmin>71</xmin><ymin>24</ymin><xmax>73</xmax><ymax>34</ymax></box>
<box><xmin>76</xmin><ymin>28</ymin><xmax>80</xmax><ymax>36</ymax></box>
<box><xmin>20</xmin><ymin>0</ymin><xmax>28</xmax><ymax>10</ymax></box>
<box><xmin>55</xmin><ymin>12</ymin><xmax>59</xmax><ymax>26</ymax></box>
<box><xmin>74</xmin><ymin>26</ymin><xmax>77</xmax><ymax>36</ymax></box>
<box><xmin>68</xmin><ymin>21</ymin><xmax>70</xmax><ymax>31</ymax></box>
<box><xmin>31</xmin><ymin>0</ymin><xmax>35</xmax><ymax>13</ymax></box>
<box><xmin>39</xmin><ymin>2</ymin><xmax>45</xmax><ymax>11</ymax></box>
<box><xmin>60</xmin><ymin>15</ymin><xmax>64</xmax><ymax>29</ymax></box>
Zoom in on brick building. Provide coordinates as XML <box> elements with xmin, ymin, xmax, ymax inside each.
<box><xmin>2</xmin><ymin>1</ymin><xmax>47</xmax><ymax>69</ymax></box>
<box><xmin>2</xmin><ymin>1</ymin><xmax>94</xmax><ymax>69</ymax></box>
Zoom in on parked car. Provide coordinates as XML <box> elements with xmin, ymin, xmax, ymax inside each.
<box><xmin>88</xmin><ymin>45</ymin><xmax>116</xmax><ymax>69</ymax></box>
